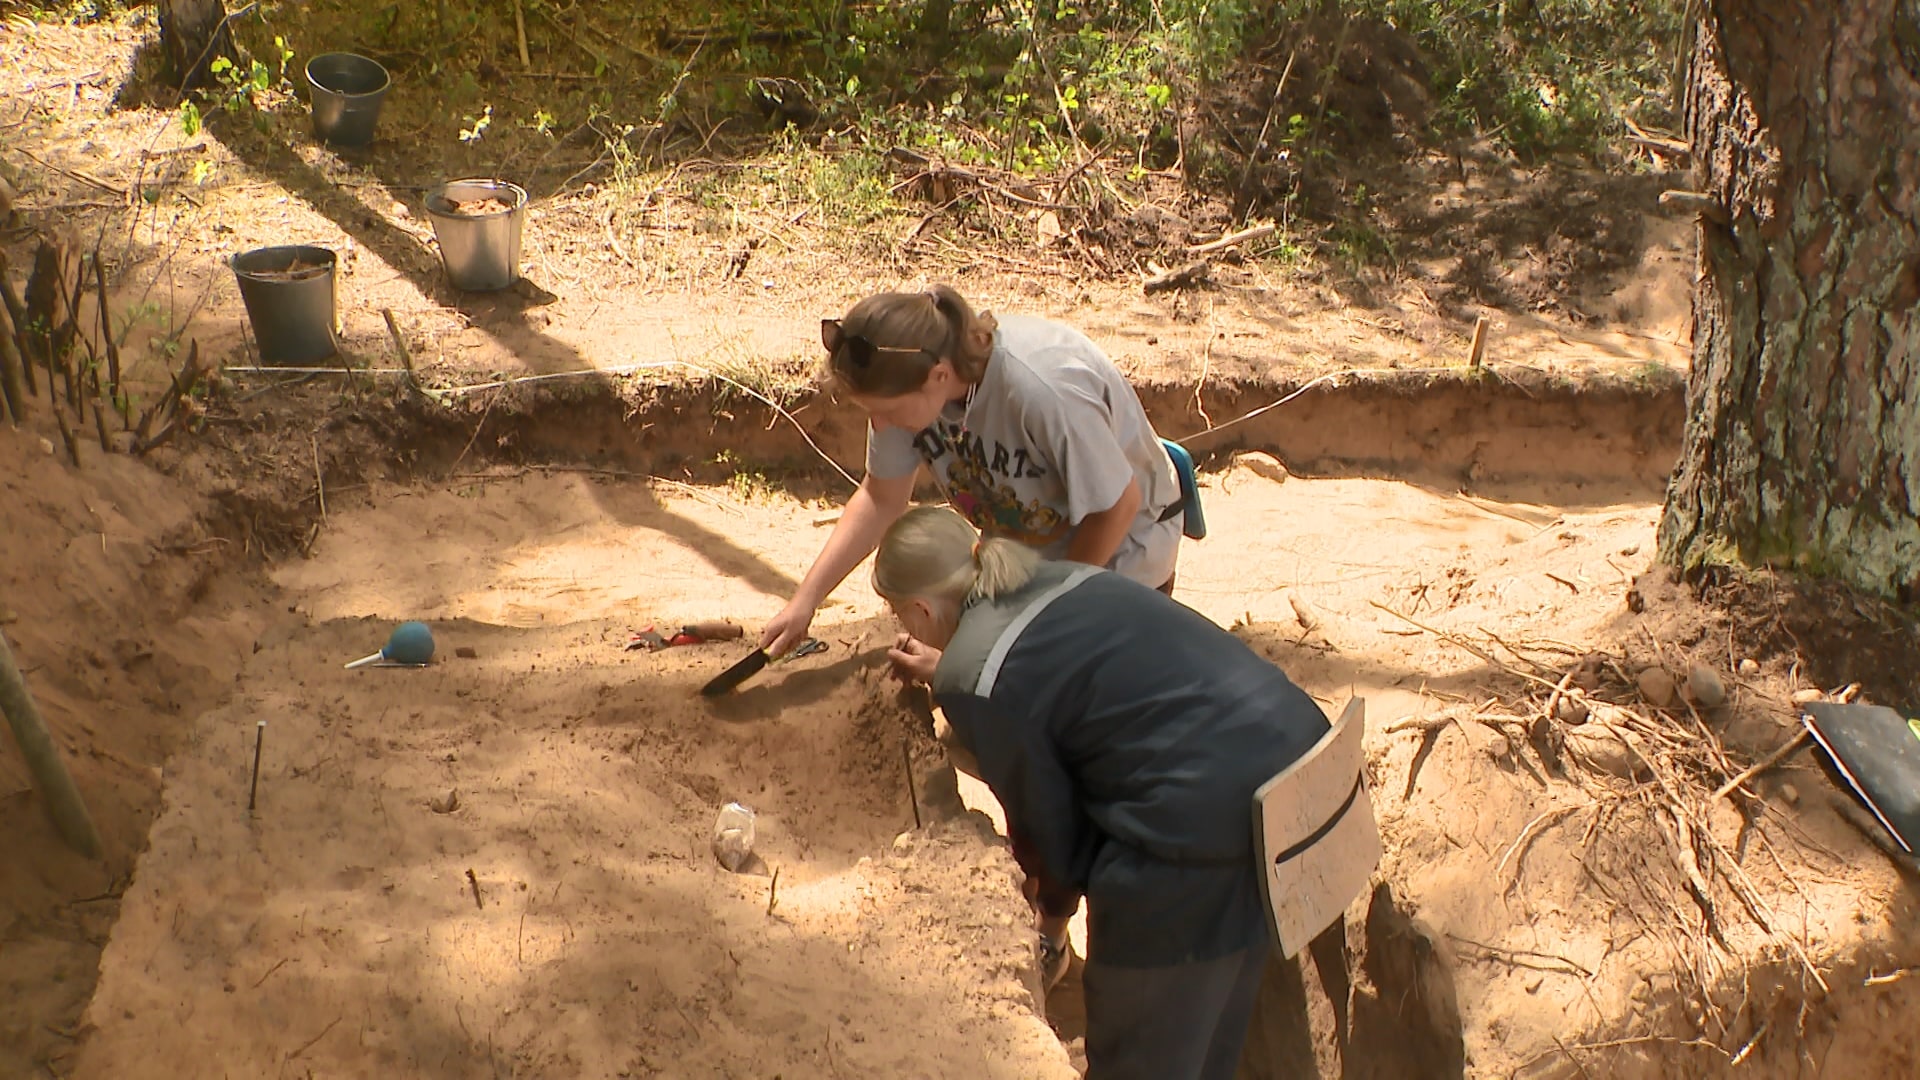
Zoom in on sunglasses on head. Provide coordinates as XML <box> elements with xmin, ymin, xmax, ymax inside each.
<box><xmin>821</xmin><ymin>319</ymin><xmax>937</xmax><ymax>369</ymax></box>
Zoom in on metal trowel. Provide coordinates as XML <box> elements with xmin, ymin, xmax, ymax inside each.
<box><xmin>699</xmin><ymin>649</ymin><xmax>770</xmax><ymax>696</ymax></box>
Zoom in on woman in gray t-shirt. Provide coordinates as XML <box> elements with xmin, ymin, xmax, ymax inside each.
<box><xmin>760</xmin><ymin>284</ymin><xmax>1184</xmax><ymax>657</ymax></box>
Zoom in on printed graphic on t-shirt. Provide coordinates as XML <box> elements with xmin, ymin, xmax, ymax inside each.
<box><xmin>913</xmin><ymin>418</ymin><xmax>1069</xmax><ymax>546</ymax></box>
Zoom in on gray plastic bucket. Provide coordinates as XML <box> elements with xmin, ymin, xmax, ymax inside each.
<box><xmin>306</xmin><ymin>52</ymin><xmax>389</xmax><ymax>147</ymax></box>
<box><xmin>425</xmin><ymin>179</ymin><xmax>528</xmax><ymax>292</ymax></box>
<box><xmin>231</xmin><ymin>246</ymin><xmax>338</xmax><ymax>366</ymax></box>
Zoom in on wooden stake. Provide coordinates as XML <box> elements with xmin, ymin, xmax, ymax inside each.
<box><xmin>902</xmin><ymin>738</ymin><xmax>922</xmax><ymax>830</ymax></box>
<box><xmin>311</xmin><ymin>434</ymin><xmax>326</xmax><ymax>520</ymax></box>
<box><xmin>1468</xmin><ymin>315</ymin><xmax>1491</xmax><ymax>368</ymax></box>
<box><xmin>0</xmin><ymin>627</ymin><xmax>104</xmax><ymax>858</ymax></box>
<box><xmin>380</xmin><ymin>307</ymin><xmax>421</xmax><ymax>392</ymax></box>
<box><xmin>247</xmin><ymin>719</ymin><xmax>265</xmax><ymax>811</ymax></box>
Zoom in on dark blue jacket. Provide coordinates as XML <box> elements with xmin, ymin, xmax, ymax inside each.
<box><xmin>931</xmin><ymin>563</ymin><xmax>1329</xmax><ymax>967</ymax></box>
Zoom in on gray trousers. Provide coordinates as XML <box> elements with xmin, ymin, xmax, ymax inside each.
<box><xmin>1083</xmin><ymin>942</ymin><xmax>1269</xmax><ymax>1080</ymax></box>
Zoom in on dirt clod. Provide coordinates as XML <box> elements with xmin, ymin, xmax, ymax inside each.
<box><xmin>1791</xmin><ymin>687</ymin><xmax>1825</xmax><ymax>705</ymax></box>
<box><xmin>429</xmin><ymin>789</ymin><xmax>459</xmax><ymax>814</ymax></box>
<box><xmin>1637</xmin><ymin>666</ymin><xmax>1677</xmax><ymax>707</ymax></box>
<box><xmin>455</xmin><ymin>645</ymin><xmax>478</xmax><ymax>659</ymax></box>
<box><xmin>1738</xmin><ymin>657</ymin><xmax>1760</xmax><ymax>676</ymax></box>
<box><xmin>1687</xmin><ymin>664</ymin><xmax>1728</xmax><ymax>708</ymax></box>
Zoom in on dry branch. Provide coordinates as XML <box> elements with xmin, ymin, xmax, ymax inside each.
<box><xmin>1143</xmin><ymin>260</ymin><xmax>1210</xmax><ymax>295</ymax></box>
<box><xmin>1711</xmin><ymin>729</ymin><xmax>1811</xmax><ymax>803</ymax></box>
<box><xmin>1188</xmin><ymin>223</ymin><xmax>1274</xmax><ymax>256</ymax></box>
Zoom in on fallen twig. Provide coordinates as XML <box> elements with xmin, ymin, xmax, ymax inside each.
<box><xmin>1711</xmin><ymin>729</ymin><xmax>1812</xmax><ymax>803</ymax></box>
<box><xmin>1143</xmin><ymin>259</ymin><xmax>1210</xmax><ymax>295</ymax></box>
<box><xmin>1188</xmin><ymin>223</ymin><xmax>1275</xmax><ymax>256</ymax></box>
<box><xmin>285</xmin><ymin>1014</ymin><xmax>342</xmax><ymax>1061</ymax></box>
<box><xmin>1447</xmin><ymin>933</ymin><xmax>1594</xmax><ymax>978</ymax></box>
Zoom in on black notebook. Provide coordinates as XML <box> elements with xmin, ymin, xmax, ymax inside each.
<box><xmin>1804</xmin><ymin>702</ymin><xmax>1920</xmax><ymax>853</ymax></box>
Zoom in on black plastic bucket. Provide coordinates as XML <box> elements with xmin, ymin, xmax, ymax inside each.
<box><xmin>231</xmin><ymin>246</ymin><xmax>338</xmax><ymax>366</ymax></box>
<box><xmin>306</xmin><ymin>52</ymin><xmax>389</xmax><ymax>147</ymax></box>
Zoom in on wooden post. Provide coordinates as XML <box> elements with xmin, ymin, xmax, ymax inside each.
<box><xmin>0</xmin><ymin>628</ymin><xmax>104</xmax><ymax>858</ymax></box>
<box><xmin>1467</xmin><ymin>315</ymin><xmax>1491</xmax><ymax>369</ymax></box>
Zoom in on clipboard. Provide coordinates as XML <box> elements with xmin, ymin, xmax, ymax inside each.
<box><xmin>1252</xmin><ymin>697</ymin><xmax>1381</xmax><ymax>958</ymax></box>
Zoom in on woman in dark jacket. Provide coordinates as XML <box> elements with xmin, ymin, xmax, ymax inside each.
<box><xmin>873</xmin><ymin>506</ymin><xmax>1331</xmax><ymax>1080</ymax></box>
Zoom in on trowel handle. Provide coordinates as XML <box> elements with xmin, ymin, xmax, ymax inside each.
<box><xmin>686</xmin><ymin>621</ymin><xmax>745</xmax><ymax>641</ymax></box>
<box><xmin>343</xmin><ymin>650</ymin><xmax>385</xmax><ymax>670</ymax></box>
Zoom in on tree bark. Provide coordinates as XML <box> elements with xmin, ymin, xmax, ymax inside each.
<box><xmin>160</xmin><ymin>0</ymin><xmax>233</xmax><ymax>94</ymax></box>
<box><xmin>1658</xmin><ymin>0</ymin><xmax>1920</xmax><ymax>601</ymax></box>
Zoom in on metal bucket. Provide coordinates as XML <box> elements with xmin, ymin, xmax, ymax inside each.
<box><xmin>424</xmin><ymin>179</ymin><xmax>528</xmax><ymax>292</ymax></box>
<box><xmin>306</xmin><ymin>52</ymin><xmax>390</xmax><ymax>147</ymax></box>
<box><xmin>231</xmin><ymin>246</ymin><xmax>339</xmax><ymax>366</ymax></box>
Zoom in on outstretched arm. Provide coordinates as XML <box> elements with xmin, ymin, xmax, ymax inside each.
<box><xmin>761</xmin><ymin>470</ymin><xmax>915</xmax><ymax>655</ymax></box>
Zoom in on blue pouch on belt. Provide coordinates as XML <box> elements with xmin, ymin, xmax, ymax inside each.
<box><xmin>1159</xmin><ymin>438</ymin><xmax>1208</xmax><ymax>541</ymax></box>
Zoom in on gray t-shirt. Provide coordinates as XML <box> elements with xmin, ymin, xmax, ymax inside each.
<box><xmin>867</xmin><ymin>314</ymin><xmax>1181</xmax><ymax>587</ymax></box>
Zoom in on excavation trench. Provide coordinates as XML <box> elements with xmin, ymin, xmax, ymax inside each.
<box><xmin>12</xmin><ymin>374</ymin><xmax>1917</xmax><ymax>1079</ymax></box>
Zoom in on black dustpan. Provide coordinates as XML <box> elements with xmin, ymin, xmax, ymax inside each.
<box><xmin>1804</xmin><ymin>701</ymin><xmax>1920</xmax><ymax>853</ymax></box>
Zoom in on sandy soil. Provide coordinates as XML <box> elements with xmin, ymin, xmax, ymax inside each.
<box><xmin>25</xmin><ymin>459</ymin><xmax>1902</xmax><ymax>1079</ymax></box>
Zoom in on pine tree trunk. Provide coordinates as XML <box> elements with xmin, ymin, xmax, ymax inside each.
<box><xmin>160</xmin><ymin>0</ymin><xmax>233</xmax><ymax>94</ymax></box>
<box><xmin>1658</xmin><ymin>1</ymin><xmax>1920</xmax><ymax>601</ymax></box>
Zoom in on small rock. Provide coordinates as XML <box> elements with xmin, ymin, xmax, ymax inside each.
<box><xmin>429</xmin><ymin>789</ymin><xmax>460</xmax><ymax>814</ymax></box>
<box><xmin>1791</xmin><ymin>688</ymin><xmax>1824</xmax><ymax>705</ymax></box>
<box><xmin>1737</xmin><ymin>658</ymin><xmax>1760</xmax><ymax>676</ymax></box>
<box><xmin>891</xmin><ymin>831</ymin><xmax>916</xmax><ymax>856</ymax></box>
<box><xmin>1625</xmin><ymin>588</ymin><xmax>1645</xmax><ymax>613</ymax></box>
<box><xmin>1687</xmin><ymin>664</ymin><xmax>1728</xmax><ymax>708</ymax></box>
<box><xmin>1779</xmin><ymin>783</ymin><xmax>1800</xmax><ymax>806</ymax></box>
<box><xmin>1554</xmin><ymin>693</ymin><xmax>1590</xmax><ymax>725</ymax></box>
<box><xmin>1619</xmin><ymin>544</ymin><xmax>1640</xmax><ymax>556</ymax></box>
<box><xmin>1637</xmin><ymin>667</ymin><xmax>1677</xmax><ymax>708</ymax></box>
<box><xmin>455</xmin><ymin>646</ymin><xmax>478</xmax><ymax>659</ymax></box>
